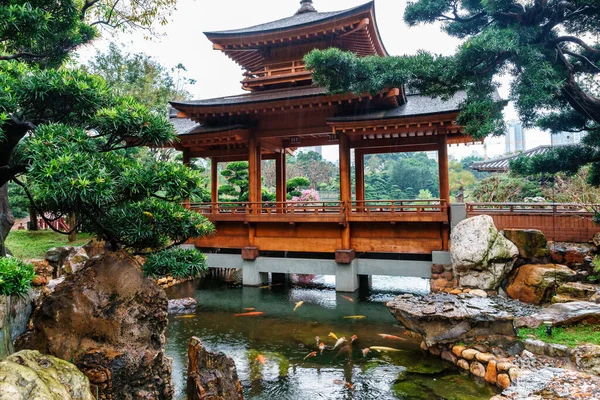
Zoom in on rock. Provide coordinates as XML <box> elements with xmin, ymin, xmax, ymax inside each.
<box><xmin>550</xmin><ymin>242</ymin><xmax>597</xmax><ymax>265</ymax></box>
<box><xmin>0</xmin><ymin>349</ymin><xmax>94</xmax><ymax>400</ymax></box>
<box><xmin>462</xmin><ymin>349</ymin><xmax>479</xmax><ymax>360</ymax></box>
<box><xmin>82</xmin><ymin>238</ymin><xmax>107</xmax><ymax>258</ymax></box>
<box><xmin>485</xmin><ymin>360</ymin><xmax>498</xmax><ymax>384</ymax></box>
<box><xmin>470</xmin><ymin>361</ymin><xmax>486</xmax><ymax>378</ymax></box>
<box><xmin>514</xmin><ymin>301</ymin><xmax>600</xmax><ymax>328</ymax></box>
<box><xmin>546</xmin><ymin>343</ymin><xmax>569</xmax><ymax>357</ymax></box>
<box><xmin>497</xmin><ymin>373</ymin><xmax>511</xmax><ymax>390</ymax></box>
<box><xmin>497</xmin><ymin>361</ymin><xmax>515</xmax><ymax>371</ymax></box>
<box><xmin>508</xmin><ymin>367</ymin><xmax>520</xmax><ymax>381</ymax></box>
<box><xmin>187</xmin><ymin>336</ymin><xmax>243</xmax><ymax>400</ymax></box>
<box><xmin>523</xmin><ymin>339</ymin><xmax>547</xmax><ymax>355</ymax></box>
<box><xmin>503</xmin><ymin>229</ymin><xmax>550</xmax><ymax>259</ymax></box>
<box><xmin>571</xmin><ymin>345</ymin><xmax>600</xmax><ymax>376</ymax></box>
<box><xmin>476</xmin><ymin>352</ymin><xmax>495</xmax><ymax>363</ymax></box>
<box><xmin>431</xmin><ymin>264</ymin><xmax>445</xmax><ymax>274</ymax></box>
<box><xmin>556</xmin><ymin>281</ymin><xmax>599</xmax><ymax>300</ymax></box>
<box><xmin>506</xmin><ymin>264</ymin><xmax>576</xmax><ymax>304</ymax></box>
<box><xmin>167</xmin><ymin>297</ymin><xmax>197</xmax><ymax>314</ymax></box>
<box><xmin>0</xmin><ymin>290</ymin><xmax>42</xmax><ymax>359</ymax></box>
<box><xmin>594</xmin><ymin>232</ymin><xmax>600</xmax><ymax>247</ymax></box>
<box><xmin>28</xmin><ymin>260</ymin><xmax>53</xmax><ymax>286</ymax></box>
<box><xmin>45</xmin><ymin>246</ymin><xmax>73</xmax><ymax>265</ymax></box>
<box><xmin>457</xmin><ymin>359</ymin><xmax>470</xmax><ymax>370</ymax></box>
<box><xmin>450</xmin><ymin>215</ymin><xmax>519</xmax><ymax>290</ymax></box>
<box><xmin>452</xmin><ymin>345</ymin><xmax>466</xmax><ymax>358</ymax></box>
<box><xmin>16</xmin><ymin>251</ymin><xmax>173</xmax><ymax>400</ymax></box>
<box><xmin>469</xmin><ymin>289</ymin><xmax>488</xmax><ymax>298</ymax></box>
<box><xmin>441</xmin><ymin>350</ymin><xmax>457</xmax><ymax>364</ymax></box>
<box><xmin>386</xmin><ymin>293</ymin><xmax>536</xmax><ymax>346</ymax></box>
<box><xmin>61</xmin><ymin>247</ymin><xmax>89</xmax><ymax>275</ymax></box>
<box><xmin>46</xmin><ymin>276</ymin><xmax>65</xmax><ymax>292</ymax></box>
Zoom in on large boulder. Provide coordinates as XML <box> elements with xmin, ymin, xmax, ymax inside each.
<box><xmin>450</xmin><ymin>215</ymin><xmax>519</xmax><ymax>289</ymax></box>
<box><xmin>571</xmin><ymin>345</ymin><xmax>600</xmax><ymax>376</ymax></box>
<box><xmin>45</xmin><ymin>245</ymin><xmax>73</xmax><ymax>267</ymax></box>
<box><xmin>0</xmin><ymin>349</ymin><xmax>94</xmax><ymax>400</ymax></box>
<box><xmin>386</xmin><ymin>293</ymin><xmax>537</xmax><ymax>346</ymax></box>
<box><xmin>187</xmin><ymin>336</ymin><xmax>243</xmax><ymax>400</ymax></box>
<box><xmin>506</xmin><ymin>264</ymin><xmax>576</xmax><ymax>304</ymax></box>
<box><xmin>503</xmin><ymin>229</ymin><xmax>549</xmax><ymax>259</ymax></box>
<box><xmin>61</xmin><ymin>246</ymin><xmax>89</xmax><ymax>275</ymax></box>
<box><xmin>553</xmin><ymin>281</ymin><xmax>599</xmax><ymax>303</ymax></box>
<box><xmin>549</xmin><ymin>242</ymin><xmax>597</xmax><ymax>265</ymax></box>
<box><xmin>514</xmin><ymin>301</ymin><xmax>600</xmax><ymax>328</ymax></box>
<box><xmin>168</xmin><ymin>297</ymin><xmax>197</xmax><ymax>314</ymax></box>
<box><xmin>16</xmin><ymin>251</ymin><xmax>173</xmax><ymax>400</ymax></box>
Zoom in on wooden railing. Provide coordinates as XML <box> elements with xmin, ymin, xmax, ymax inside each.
<box><xmin>352</xmin><ymin>199</ymin><xmax>447</xmax><ymax>213</ymax></box>
<box><xmin>466</xmin><ymin>202</ymin><xmax>597</xmax><ymax>215</ymax></box>
<box><xmin>466</xmin><ymin>202</ymin><xmax>600</xmax><ymax>242</ymax></box>
<box><xmin>245</xmin><ymin>60</ymin><xmax>307</xmax><ymax>79</ymax></box>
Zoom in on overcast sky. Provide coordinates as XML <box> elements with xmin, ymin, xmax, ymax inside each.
<box><xmin>78</xmin><ymin>0</ymin><xmax>551</xmax><ymax>161</ymax></box>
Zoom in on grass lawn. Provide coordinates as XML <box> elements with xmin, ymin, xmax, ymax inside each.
<box><xmin>6</xmin><ymin>230</ymin><xmax>94</xmax><ymax>260</ymax></box>
<box><xmin>519</xmin><ymin>323</ymin><xmax>600</xmax><ymax>348</ymax></box>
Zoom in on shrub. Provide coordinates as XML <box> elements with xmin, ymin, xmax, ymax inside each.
<box><xmin>0</xmin><ymin>258</ymin><xmax>36</xmax><ymax>296</ymax></box>
<box><xmin>143</xmin><ymin>248</ymin><xmax>208</xmax><ymax>279</ymax></box>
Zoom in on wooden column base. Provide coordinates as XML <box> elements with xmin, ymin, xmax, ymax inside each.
<box><xmin>241</xmin><ymin>247</ymin><xmax>259</xmax><ymax>260</ymax></box>
<box><xmin>335</xmin><ymin>249</ymin><xmax>356</xmax><ymax>264</ymax></box>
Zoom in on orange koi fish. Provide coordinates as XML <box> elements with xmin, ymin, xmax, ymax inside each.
<box><xmin>255</xmin><ymin>354</ymin><xmax>266</xmax><ymax>364</ymax></box>
<box><xmin>175</xmin><ymin>315</ymin><xmax>195</xmax><ymax>319</ymax></box>
<box><xmin>378</xmin><ymin>333</ymin><xmax>406</xmax><ymax>341</ymax></box>
<box><xmin>345</xmin><ymin>382</ymin><xmax>355</xmax><ymax>391</ymax></box>
<box><xmin>304</xmin><ymin>351</ymin><xmax>317</xmax><ymax>360</ymax></box>
<box><xmin>341</xmin><ymin>295</ymin><xmax>354</xmax><ymax>303</ymax></box>
<box><xmin>362</xmin><ymin>348</ymin><xmax>370</xmax><ymax>357</ymax></box>
<box><xmin>234</xmin><ymin>311</ymin><xmax>264</xmax><ymax>317</ymax></box>
<box><xmin>243</xmin><ymin>308</ymin><xmax>255</xmax><ymax>311</ymax></box>
<box><xmin>328</xmin><ymin>332</ymin><xmax>339</xmax><ymax>341</ymax></box>
<box><xmin>315</xmin><ymin>336</ymin><xmax>320</xmax><ymax>345</ymax></box>
<box><xmin>319</xmin><ymin>342</ymin><xmax>325</xmax><ymax>354</ymax></box>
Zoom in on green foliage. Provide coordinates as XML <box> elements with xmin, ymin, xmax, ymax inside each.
<box><xmin>287</xmin><ymin>176</ymin><xmax>310</xmax><ymax>198</ymax></box>
<box><xmin>5</xmin><ymin>230</ymin><xmax>93</xmax><ymax>259</ymax></box>
<box><xmin>8</xmin><ymin>181</ymin><xmax>28</xmax><ymax>218</ymax></box>
<box><xmin>219</xmin><ymin>161</ymin><xmax>249</xmax><ymax>201</ymax></box>
<box><xmin>470</xmin><ymin>175</ymin><xmax>542</xmax><ymax>202</ymax></box>
<box><xmin>305</xmin><ymin>1</ymin><xmax>600</xmax><ymax>176</ymax></box>
<box><xmin>0</xmin><ymin>257</ymin><xmax>35</xmax><ymax>296</ymax></box>
<box><xmin>143</xmin><ymin>248</ymin><xmax>208</xmax><ymax>279</ymax></box>
<box><xmin>518</xmin><ymin>323</ymin><xmax>600</xmax><ymax>348</ymax></box>
<box><xmin>86</xmin><ymin>43</ymin><xmax>195</xmax><ymax>113</ymax></box>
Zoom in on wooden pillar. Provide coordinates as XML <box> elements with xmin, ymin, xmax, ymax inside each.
<box><xmin>275</xmin><ymin>151</ymin><xmax>286</xmax><ymax>213</ymax></box>
<box><xmin>211</xmin><ymin>157</ymin><xmax>218</xmax><ymax>213</ymax></box>
<box><xmin>338</xmin><ymin>133</ymin><xmax>353</xmax><ymax>260</ymax></box>
<box><xmin>438</xmin><ymin>133</ymin><xmax>450</xmax><ymax>250</ymax></box>
<box><xmin>182</xmin><ymin>148</ymin><xmax>191</xmax><ymax>208</ymax></box>
<box><xmin>256</xmin><ymin>143</ymin><xmax>262</xmax><ymax>204</ymax></box>
<box><xmin>355</xmin><ymin>150</ymin><xmax>365</xmax><ymax>211</ymax></box>
<box><xmin>248</xmin><ymin>134</ymin><xmax>258</xmax><ymax>210</ymax></box>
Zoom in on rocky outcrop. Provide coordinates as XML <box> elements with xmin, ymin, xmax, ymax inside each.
<box><xmin>450</xmin><ymin>215</ymin><xmax>519</xmax><ymax>290</ymax></box>
<box><xmin>553</xmin><ymin>281</ymin><xmax>599</xmax><ymax>303</ymax></box>
<box><xmin>45</xmin><ymin>245</ymin><xmax>73</xmax><ymax>270</ymax></box>
<box><xmin>386</xmin><ymin>293</ymin><xmax>536</xmax><ymax>346</ymax></box>
<box><xmin>61</xmin><ymin>246</ymin><xmax>89</xmax><ymax>275</ymax></box>
<box><xmin>503</xmin><ymin>229</ymin><xmax>549</xmax><ymax>259</ymax></box>
<box><xmin>506</xmin><ymin>264</ymin><xmax>576</xmax><ymax>304</ymax></box>
<box><xmin>16</xmin><ymin>251</ymin><xmax>173</xmax><ymax>400</ymax></box>
<box><xmin>168</xmin><ymin>297</ymin><xmax>197</xmax><ymax>314</ymax></box>
<box><xmin>549</xmin><ymin>242</ymin><xmax>596</xmax><ymax>265</ymax></box>
<box><xmin>0</xmin><ymin>290</ymin><xmax>42</xmax><ymax>359</ymax></box>
<box><xmin>28</xmin><ymin>259</ymin><xmax>53</xmax><ymax>286</ymax></box>
<box><xmin>514</xmin><ymin>301</ymin><xmax>600</xmax><ymax>328</ymax></box>
<box><xmin>187</xmin><ymin>336</ymin><xmax>243</xmax><ymax>400</ymax></box>
<box><xmin>0</xmin><ymin>350</ymin><xmax>94</xmax><ymax>400</ymax></box>
<box><xmin>571</xmin><ymin>344</ymin><xmax>600</xmax><ymax>376</ymax></box>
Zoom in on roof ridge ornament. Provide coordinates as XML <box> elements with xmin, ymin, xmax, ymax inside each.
<box><xmin>295</xmin><ymin>0</ymin><xmax>317</xmax><ymax>15</ymax></box>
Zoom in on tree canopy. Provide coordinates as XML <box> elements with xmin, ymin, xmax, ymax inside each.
<box><xmin>0</xmin><ymin>0</ymin><xmax>212</xmax><ymax>256</ymax></box>
<box><xmin>305</xmin><ymin>0</ymin><xmax>600</xmax><ymax>182</ymax></box>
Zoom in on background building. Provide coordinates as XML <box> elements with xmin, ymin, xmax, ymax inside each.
<box><xmin>505</xmin><ymin>119</ymin><xmax>526</xmax><ymax>154</ymax></box>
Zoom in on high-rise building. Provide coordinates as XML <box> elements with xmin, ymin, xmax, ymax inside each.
<box><xmin>551</xmin><ymin>131</ymin><xmax>583</xmax><ymax>145</ymax></box>
<box><xmin>505</xmin><ymin>120</ymin><xmax>526</xmax><ymax>153</ymax></box>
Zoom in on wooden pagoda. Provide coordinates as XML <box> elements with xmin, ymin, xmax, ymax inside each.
<box><xmin>169</xmin><ymin>1</ymin><xmax>476</xmax><ymax>287</ymax></box>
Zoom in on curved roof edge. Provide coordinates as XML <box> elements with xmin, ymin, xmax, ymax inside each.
<box><xmin>204</xmin><ymin>2</ymin><xmax>374</xmax><ymax>39</ymax></box>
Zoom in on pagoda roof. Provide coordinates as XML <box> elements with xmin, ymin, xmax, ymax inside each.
<box><xmin>470</xmin><ymin>144</ymin><xmax>570</xmax><ymax>172</ymax></box>
<box><xmin>205</xmin><ymin>2</ymin><xmax>374</xmax><ymax>38</ymax></box>
<box><xmin>169</xmin><ymin>116</ymin><xmax>200</xmax><ymax>135</ymax></box>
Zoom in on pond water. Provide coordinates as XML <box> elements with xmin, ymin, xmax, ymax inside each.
<box><xmin>165</xmin><ymin>275</ymin><xmax>499</xmax><ymax>400</ymax></box>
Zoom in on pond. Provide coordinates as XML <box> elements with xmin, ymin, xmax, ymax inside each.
<box><xmin>165</xmin><ymin>275</ymin><xmax>499</xmax><ymax>400</ymax></box>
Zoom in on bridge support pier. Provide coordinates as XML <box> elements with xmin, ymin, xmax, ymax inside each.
<box><xmin>335</xmin><ymin>260</ymin><xmax>359</xmax><ymax>292</ymax></box>
<box><xmin>242</xmin><ymin>260</ymin><xmax>268</xmax><ymax>286</ymax></box>
<box><xmin>272</xmin><ymin>272</ymin><xmax>291</xmax><ymax>285</ymax></box>
<box><xmin>358</xmin><ymin>274</ymin><xmax>372</xmax><ymax>290</ymax></box>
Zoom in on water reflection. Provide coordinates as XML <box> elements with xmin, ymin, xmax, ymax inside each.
<box><xmin>164</xmin><ymin>275</ymin><xmax>498</xmax><ymax>399</ymax></box>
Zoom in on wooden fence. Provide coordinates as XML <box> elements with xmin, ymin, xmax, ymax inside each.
<box><xmin>466</xmin><ymin>203</ymin><xmax>600</xmax><ymax>242</ymax></box>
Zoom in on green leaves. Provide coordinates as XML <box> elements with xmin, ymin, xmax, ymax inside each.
<box><xmin>0</xmin><ymin>257</ymin><xmax>35</xmax><ymax>296</ymax></box>
<box><xmin>143</xmin><ymin>248</ymin><xmax>208</xmax><ymax>279</ymax></box>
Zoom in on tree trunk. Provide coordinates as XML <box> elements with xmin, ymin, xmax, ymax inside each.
<box><xmin>68</xmin><ymin>213</ymin><xmax>77</xmax><ymax>243</ymax></box>
<box><xmin>29</xmin><ymin>207</ymin><xmax>39</xmax><ymax>231</ymax></box>
<box><xmin>0</xmin><ymin>184</ymin><xmax>15</xmax><ymax>257</ymax></box>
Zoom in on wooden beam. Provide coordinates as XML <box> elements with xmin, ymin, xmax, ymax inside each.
<box><xmin>355</xmin><ymin>150</ymin><xmax>365</xmax><ymax>203</ymax></box>
<box><xmin>438</xmin><ymin>134</ymin><xmax>450</xmax><ymax>204</ymax></box>
<box><xmin>211</xmin><ymin>157</ymin><xmax>218</xmax><ymax>208</ymax></box>
<box><xmin>339</xmin><ymin>133</ymin><xmax>352</xmax><ymax>250</ymax></box>
<box><xmin>350</xmin><ymin>136</ymin><xmax>438</xmax><ymax>149</ymax></box>
<box><xmin>248</xmin><ymin>134</ymin><xmax>258</xmax><ymax>208</ymax></box>
<box><xmin>275</xmin><ymin>151</ymin><xmax>286</xmax><ymax>213</ymax></box>
<box><xmin>357</xmin><ymin>144</ymin><xmax>438</xmax><ymax>155</ymax></box>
